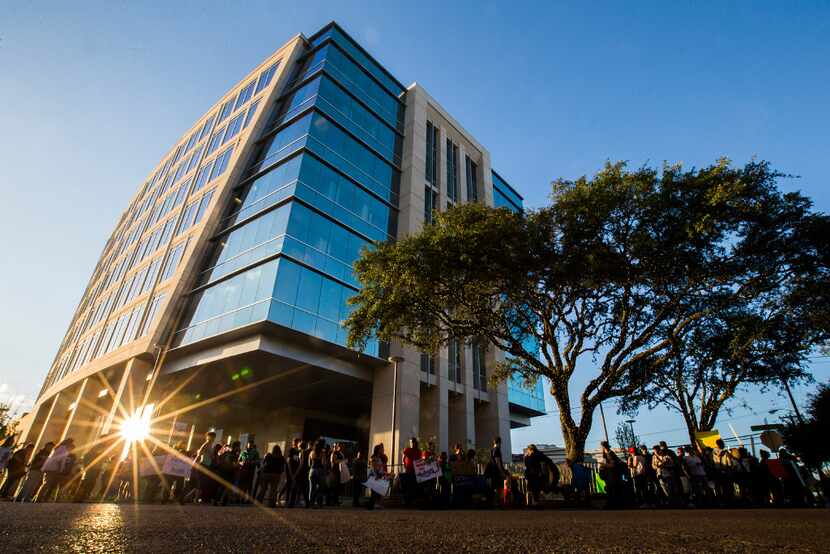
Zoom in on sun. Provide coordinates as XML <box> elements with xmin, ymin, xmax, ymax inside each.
<box><xmin>120</xmin><ymin>405</ymin><xmax>152</xmax><ymax>444</ymax></box>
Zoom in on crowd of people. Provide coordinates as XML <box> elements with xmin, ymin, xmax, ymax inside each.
<box><xmin>597</xmin><ymin>439</ymin><xmax>826</xmax><ymax>509</ymax></box>
<box><xmin>0</xmin><ymin>432</ymin><xmax>825</xmax><ymax>509</ymax></box>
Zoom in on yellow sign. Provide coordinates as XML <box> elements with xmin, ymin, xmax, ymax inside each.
<box><xmin>695</xmin><ymin>430</ymin><xmax>721</xmax><ymax>449</ymax></box>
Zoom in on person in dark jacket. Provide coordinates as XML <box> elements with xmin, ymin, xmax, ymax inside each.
<box><xmin>1</xmin><ymin>444</ymin><xmax>33</xmax><ymax>499</ymax></box>
<box><xmin>257</xmin><ymin>444</ymin><xmax>285</xmax><ymax>507</ymax></box>
<box><xmin>351</xmin><ymin>451</ymin><xmax>368</xmax><ymax>507</ymax></box>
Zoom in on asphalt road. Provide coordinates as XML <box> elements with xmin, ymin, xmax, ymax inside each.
<box><xmin>0</xmin><ymin>503</ymin><xmax>828</xmax><ymax>553</ymax></box>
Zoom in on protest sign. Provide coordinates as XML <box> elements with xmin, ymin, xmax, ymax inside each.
<box><xmin>162</xmin><ymin>454</ymin><xmax>192</xmax><ymax>479</ymax></box>
<box><xmin>138</xmin><ymin>455</ymin><xmax>167</xmax><ymax>477</ymax></box>
<box><xmin>414</xmin><ymin>458</ymin><xmax>441</xmax><ymax>483</ymax></box>
<box><xmin>694</xmin><ymin>430</ymin><xmax>721</xmax><ymax>449</ymax></box>
<box><xmin>364</xmin><ymin>476</ymin><xmax>390</xmax><ymax>496</ymax></box>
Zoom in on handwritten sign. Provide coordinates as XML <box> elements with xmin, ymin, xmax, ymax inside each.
<box><xmin>162</xmin><ymin>455</ymin><xmax>192</xmax><ymax>479</ymax></box>
<box><xmin>414</xmin><ymin>459</ymin><xmax>441</xmax><ymax>483</ymax></box>
<box><xmin>364</xmin><ymin>476</ymin><xmax>390</xmax><ymax>496</ymax></box>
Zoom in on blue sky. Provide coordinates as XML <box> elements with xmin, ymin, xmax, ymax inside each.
<box><xmin>1</xmin><ymin>1</ymin><xmax>828</xmax><ymax>451</ymax></box>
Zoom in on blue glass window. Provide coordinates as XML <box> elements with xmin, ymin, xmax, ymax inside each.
<box><xmin>223</xmin><ymin>113</ymin><xmax>244</xmax><ymax>145</ymax></box>
<box><xmin>210</xmin><ymin>147</ymin><xmax>233</xmax><ymax>181</ymax></box>
<box><xmin>199</xmin><ymin>115</ymin><xmax>215</xmax><ymax>141</ymax></box>
<box><xmin>193</xmin><ymin>161</ymin><xmax>213</xmax><ymax>194</ymax></box>
<box><xmin>255</xmin><ymin>62</ymin><xmax>280</xmax><ymax>94</ymax></box>
<box><xmin>491</xmin><ymin>171</ymin><xmax>523</xmax><ymax>212</ymax></box>
<box><xmin>299</xmin><ymin>44</ymin><xmax>401</xmax><ymax>129</ymax></box>
<box><xmin>217</xmin><ymin>97</ymin><xmax>235</xmax><ymax>123</ymax></box>
<box><xmin>243</xmin><ymin>100</ymin><xmax>260</xmax><ymax>129</ymax></box>
<box><xmin>206</xmin><ymin>126</ymin><xmax>226</xmax><ymax>156</ymax></box>
<box><xmin>235</xmin><ymin>81</ymin><xmax>255</xmax><ymax>110</ymax></box>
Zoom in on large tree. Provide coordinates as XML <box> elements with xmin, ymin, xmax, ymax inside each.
<box><xmin>620</xmin><ymin>191</ymin><xmax>829</xmax><ymax>445</ymax></box>
<box><xmin>346</xmin><ymin>159</ymin><xmax>824</xmax><ymax>461</ymax></box>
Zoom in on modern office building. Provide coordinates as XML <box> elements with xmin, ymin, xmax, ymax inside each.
<box><xmin>19</xmin><ymin>22</ymin><xmax>545</xmax><ymax>459</ymax></box>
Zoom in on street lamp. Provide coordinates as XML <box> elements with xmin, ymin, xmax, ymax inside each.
<box><xmin>625</xmin><ymin>419</ymin><xmax>637</xmax><ymax>448</ymax></box>
<box><xmin>388</xmin><ymin>355</ymin><xmax>404</xmax><ymax>471</ymax></box>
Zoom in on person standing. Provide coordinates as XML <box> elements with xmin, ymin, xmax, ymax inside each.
<box><xmin>194</xmin><ymin>431</ymin><xmax>216</xmax><ymax>503</ymax></box>
<box><xmin>485</xmin><ymin>437</ymin><xmax>507</xmax><ymax>507</ymax></box>
<box><xmin>237</xmin><ymin>438</ymin><xmax>260</xmax><ymax>502</ymax></box>
<box><xmin>627</xmin><ymin>447</ymin><xmax>646</xmax><ymax>506</ymax></box>
<box><xmin>401</xmin><ymin>437</ymin><xmax>420</xmax><ymax>506</ymax></box>
<box><xmin>284</xmin><ymin>439</ymin><xmax>301</xmax><ymax>507</ymax></box>
<box><xmin>36</xmin><ymin>438</ymin><xmax>76</xmax><ymax>502</ymax></box>
<box><xmin>652</xmin><ymin>444</ymin><xmax>676</xmax><ymax>506</ymax></box>
<box><xmin>257</xmin><ymin>444</ymin><xmax>285</xmax><ymax>507</ymax></box>
<box><xmin>16</xmin><ymin>442</ymin><xmax>53</xmax><ymax>502</ymax></box>
<box><xmin>600</xmin><ymin>441</ymin><xmax>623</xmax><ymax>509</ymax></box>
<box><xmin>682</xmin><ymin>446</ymin><xmax>708</xmax><ymax>505</ymax></box>
<box><xmin>1</xmin><ymin>443</ymin><xmax>33</xmax><ymax>499</ymax></box>
<box><xmin>0</xmin><ymin>436</ymin><xmax>14</xmax><ymax>476</ymax></box>
<box><xmin>366</xmin><ymin>444</ymin><xmax>388</xmax><ymax>510</ymax></box>
<box><xmin>351</xmin><ymin>451</ymin><xmax>368</xmax><ymax>507</ymax></box>
<box><xmin>712</xmin><ymin>439</ymin><xmax>736</xmax><ymax>504</ymax></box>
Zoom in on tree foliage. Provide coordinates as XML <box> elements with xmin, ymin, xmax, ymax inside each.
<box><xmin>782</xmin><ymin>383</ymin><xmax>830</xmax><ymax>468</ymax></box>
<box><xmin>346</xmin><ymin>159</ymin><xmax>828</xmax><ymax>461</ymax></box>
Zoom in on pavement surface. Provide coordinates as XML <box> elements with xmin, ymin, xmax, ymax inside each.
<box><xmin>0</xmin><ymin>503</ymin><xmax>828</xmax><ymax>553</ymax></box>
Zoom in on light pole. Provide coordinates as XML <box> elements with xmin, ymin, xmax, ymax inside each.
<box><xmin>625</xmin><ymin>419</ymin><xmax>637</xmax><ymax>448</ymax></box>
<box><xmin>388</xmin><ymin>355</ymin><xmax>404</xmax><ymax>470</ymax></box>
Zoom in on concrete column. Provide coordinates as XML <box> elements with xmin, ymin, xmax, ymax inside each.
<box><xmin>29</xmin><ymin>393</ymin><xmax>61</xmax><ymax>458</ymax></box>
<box><xmin>368</xmin><ymin>344</ymin><xmax>420</xmax><ymax>468</ymax></box>
<box><xmin>420</xmin><ymin>345</ymin><xmax>449</xmax><ymax>452</ymax></box>
<box><xmin>59</xmin><ymin>378</ymin><xmax>88</xmax><ymax>442</ymax></box>
<box><xmin>474</xmin><ymin>346</ymin><xmax>512</xmax><ymax>453</ymax></box>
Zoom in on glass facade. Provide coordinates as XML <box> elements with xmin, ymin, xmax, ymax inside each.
<box><xmin>174</xmin><ymin>23</ymin><xmax>404</xmax><ymax>359</ymax></box>
<box><xmin>490</xmin><ymin>170</ymin><xmax>545</xmax><ymax>413</ymax></box>
<box><xmin>40</xmin><ymin>55</ymin><xmax>279</xmax><ymax>394</ymax></box>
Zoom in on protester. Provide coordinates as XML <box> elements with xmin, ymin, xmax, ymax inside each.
<box><xmin>0</xmin><ymin>443</ymin><xmax>32</xmax><ymax>499</ymax></box>
<box><xmin>257</xmin><ymin>443</ymin><xmax>285</xmax><ymax>507</ymax></box>
<box><xmin>485</xmin><ymin>437</ymin><xmax>507</xmax><ymax>506</ymax></box>
<box><xmin>712</xmin><ymin>439</ymin><xmax>736</xmax><ymax>504</ymax></box>
<box><xmin>289</xmin><ymin>441</ymin><xmax>310</xmax><ymax>508</ymax></box>
<box><xmin>72</xmin><ymin>442</ymin><xmax>107</xmax><ymax>502</ymax></box>
<box><xmin>237</xmin><ymin>438</ymin><xmax>260</xmax><ymax>502</ymax></box>
<box><xmin>401</xmin><ymin>437</ymin><xmax>420</xmax><ymax>506</ymax></box>
<box><xmin>16</xmin><ymin>442</ymin><xmax>53</xmax><ymax>502</ymax></box>
<box><xmin>627</xmin><ymin>447</ymin><xmax>647</xmax><ymax>506</ymax></box>
<box><xmin>194</xmin><ymin>431</ymin><xmax>216</xmax><ymax>503</ymax></box>
<box><xmin>36</xmin><ymin>438</ymin><xmax>76</xmax><ymax>502</ymax></box>
<box><xmin>351</xmin><ymin>451</ymin><xmax>368</xmax><ymax>508</ymax></box>
<box><xmin>365</xmin><ymin>444</ymin><xmax>388</xmax><ymax>510</ymax></box>
<box><xmin>682</xmin><ymin>446</ymin><xmax>708</xmax><ymax>505</ymax></box>
<box><xmin>651</xmin><ymin>444</ymin><xmax>676</xmax><ymax>506</ymax></box>
<box><xmin>328</xmin><ymin>442</ymin><xmax>347</xmax><ymax>506</ymax></box>
<box><xmin>600</xmin><ymin>441</ymin><xmax>624</xmax><ymax>509</ymax></box>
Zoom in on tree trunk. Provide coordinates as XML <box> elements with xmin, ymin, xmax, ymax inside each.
<box><xmin>561</xmin><ymin>418</ymin><xmax>590</xmax><ymax>463</ymax></box>
<box><xmin>550</xmin><ymin>385</ymin><xmax>590</xmax><ymax>463</ymax></box>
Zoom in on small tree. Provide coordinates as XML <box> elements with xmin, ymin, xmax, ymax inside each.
<box><xmin>614</xmin><ymin>421</ymin><xmax>640</xmax><ymax>450</ymax></box>
<box><xmin>347</xmin><ymin>159</ymin><xmax>824</xmax><ymax>462</ymax></box>
<box><xmin>0</xmin><ymin>402</ymin><xmax>13</xmax><ymax>440</ymax></box>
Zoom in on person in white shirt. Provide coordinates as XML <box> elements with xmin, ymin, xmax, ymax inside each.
<box><xmin>682</xmin><ymin>446</ymin><xmax>708</xmax><ymax>504</ymax></box>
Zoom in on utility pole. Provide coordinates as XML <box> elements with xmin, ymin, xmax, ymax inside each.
<box><xmin>598</xmin><ymin>401</ymin><xmax>610</xmax><ymax>444</ymax></box>
<box><xmin>781</xmin><ymin>376</ymin><xmax>805</xmax><ymax>425</ymax></box>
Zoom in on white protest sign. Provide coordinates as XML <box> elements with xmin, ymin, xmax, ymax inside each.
<box><xmin>139</xmin><ymin>455</ymin><xmax>167</xmax><ymax>477</ymax></box>
<box><xmin>414</xmin><ymin>459</ymin><xmax>441</xmax><ymax>483</ymax></box>
<box><xmin>162</xmin><ymin>454</ymin><xmax>192</xmax><ymax>479</ymax></box>
<box><xmin>364</xmin><ymin>476</ymin><xmax>390</xmax><ymax>496</ymax></box>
